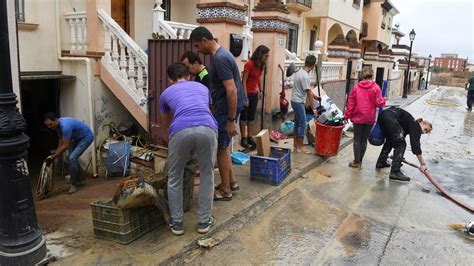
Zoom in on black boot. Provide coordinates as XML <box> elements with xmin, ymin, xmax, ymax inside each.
<box><xmin>389</xmin><ymin>171</ymin><xmax>411</xmax><ymax>182</ymax></box>
<box><xmin>240</xmin><ymin>138</ymin><xmax>250</xmax><ymax>148</ymax></box>
<box><xmin>376</xmin><ymin>161</ymin><xmax>391</xmax><ymax>169</ymax></box>
<box><xmin>247</xmin><ymin>137</ymin><xmax>256</xmax><ymax>147</ymax></box>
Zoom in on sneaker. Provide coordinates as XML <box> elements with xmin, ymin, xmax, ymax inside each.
<box><xmin>168</xmin><ymin>221</ymin><xmax>184</xmax><ymax>236</ymax></box>
<box><xmin>68</xmin><ymin>185</ymin><xmax>77</xmax><ymax>194</ymax></box>
<box><xmin>376</xmin><ymin>162</ymin><xmax>391</xmax><ymax>169</ymax></box>
<box><xmin>197</xmin><ymin>216</ymin><xmax>215</xmax><ymax>234</ymax></box>
<box><xmin>389</xmin><ymin>171</ymin><xmax>411</xmax><ymax>182</ymax></box>
<box><xmin>247</xmin><ymin>137</ymin><xmax>256</xmax><ymax>147</ymax></box>
<box><xmin>348</xmin><ymin>161</ymin><xmax>361</xmax><ymax>168</ymax></box>
<box><xmin>467</xmin><ymin>108</ymin><xmax>472</xmax><ymax>112</ymax></box>
<box><xmin>65</xmin><ymin>175</ymin><xmax>71</xmax><ymax>184</ymax></box>
<box><xmin>240</xmin><ymin>138</ymin><xmax>250</xmax><ymax>148</ymax></box>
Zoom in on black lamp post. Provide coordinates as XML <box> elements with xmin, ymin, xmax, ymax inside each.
<box><xmin>0</xmin><ymin>0</ymin><xmax>46</xmax><ymax>264</ymax></box>
<box><xmin>402</xmin><ymin>28</ymin><xmax>416</xmax><ymax>98</ymax></box>
<box><xmin>425</xmin><ymin>54</ymin><xmax>432</xmax><ymax>90</ymax></box>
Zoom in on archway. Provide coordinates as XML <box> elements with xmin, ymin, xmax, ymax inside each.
<box><xmin>327</xmin><ymin>23</ymin><xmax>344</xmax><ymax>44</ymax></box>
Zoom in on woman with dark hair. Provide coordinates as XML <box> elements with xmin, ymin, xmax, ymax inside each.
<box><xmin>239</xmin><ymin>45</ymin><xmax>270</xmax><ymax>148</ymax></box>
<box><xmin>344</xmin><ymin>66</ymin><xmax>386</xmax><ymax>168</ymax></box>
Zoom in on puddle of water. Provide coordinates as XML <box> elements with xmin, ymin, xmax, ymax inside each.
<box><xmin>45</xmin><ymin>232</ymin><xmax>74</xmax><ymax>259</ymax></box>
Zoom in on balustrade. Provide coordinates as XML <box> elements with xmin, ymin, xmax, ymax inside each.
<box><xmin>98</xmin><ymin>9</ymin><xmax>148</xmax><ymax>113</ymax></box>
<box><xmin>64</xmin><ymin>11</ymin><xmax>87</xmax><ymax>54</ymax></box>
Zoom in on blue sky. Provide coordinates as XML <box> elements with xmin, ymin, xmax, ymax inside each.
<box><xmin>393</xmin><ymin>0</ymin><xmax>473</xmax><ymax>63</ymax></box>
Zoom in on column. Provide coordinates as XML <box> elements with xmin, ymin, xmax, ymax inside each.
<box><xmin>86</xmin><ymin>0</ymin><xmax>111</xmax><ymax>55</ymax></box>
<box><xmin>196</xmin><ymin>0</ymin><xmax>248</xmax><ymax>51</ymax></box>
<box><xmin>0</xmin><ymin>0</ymin><xmax>46</xmax><ymax>264</ymax></box>
<box><xmin>251</xmin><ymin>0</ymin><xmax>290</xmax><ymax>128</ymax></box>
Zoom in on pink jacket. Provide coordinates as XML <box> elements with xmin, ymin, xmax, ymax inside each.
<box><xmin>344</xmin><ymin>80</ymin><xmax>386</xmax><ymax>125</ymax></box>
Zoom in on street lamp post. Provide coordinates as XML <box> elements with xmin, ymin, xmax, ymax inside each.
<box><xmin>402</xmin><ymin>28</ymin><xmax>416</xmax><ymax>98</ymax></box>
<box><xmin>0</xmin><ymin>0</ymin><xmax>46</xmax><ymax>264</ymax></box>
<box><xmin>425</xmin><ymin>54</ymin><xmax>432</xmax><ymax>90</ymax></box>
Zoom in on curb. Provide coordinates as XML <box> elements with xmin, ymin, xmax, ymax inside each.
<box><xmin>163</xmin><ymin>138</ymin><xmax>353</xmax><ymax>264</ymax></box>
<box><xmin>162</xmin><ymin>90</ymin><xmax>429</xmax><ymax>264</ymax></box>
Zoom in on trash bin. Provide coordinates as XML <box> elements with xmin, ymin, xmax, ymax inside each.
<box><xmin>315</xmin><ymin>122</ymin><xmax>344</xmax><ymax>157</ymax></box>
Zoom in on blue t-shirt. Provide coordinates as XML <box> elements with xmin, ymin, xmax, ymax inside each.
<box><xmin>159</xmin><ymin>81</ymin><xmax>218</xmax><ymax>138</ymax></box>
<box><xmin>57</xmin><ymin>117</ymin><xmax>93</xmax><ymax>141</ymax></box>
<box><xmin>210</xmin><ymin>46</ymin><xmax>245</xmax><ymax>115</ymax></box>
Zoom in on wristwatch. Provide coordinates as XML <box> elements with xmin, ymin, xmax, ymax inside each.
<box><xmin>228</xmin><ymin>117</ymin><xmax>236</xmax><ymax>122</ymax></box>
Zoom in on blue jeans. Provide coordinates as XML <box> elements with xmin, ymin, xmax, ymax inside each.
<box><xmin>291</xmin><ymin>101</ymin><xmax>306</xmax><ymax>137</ymax></box>
<box><xmin>215</xmin><ymin>113</ymin><xmax>231</xmax><ymax>149</ymax></box>
<box><xmin>69</xmin><ymin>135</ymin><xmax>94</xmax><ymax>185</ymax></box>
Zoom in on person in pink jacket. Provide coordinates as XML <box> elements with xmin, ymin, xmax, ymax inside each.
<box><xmin>344</xmin><ymin>67</ymin><xmax>386</xmax><ymax>168</ymax></box>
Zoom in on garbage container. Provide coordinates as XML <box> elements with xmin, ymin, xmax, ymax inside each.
<box><xmin>315</xmin><ymin>122</ymin><xmax>344</xmax><ymax>157</ymax></box>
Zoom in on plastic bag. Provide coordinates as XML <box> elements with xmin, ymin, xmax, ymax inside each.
<box><xmin>368</xmin><ymin>123</ymin><xmax>385</xmax><ymax>146</ymax></box>
<box><xmin>231</xmin><ymin>151</ymin><xmax>250</xmax><ymax>165</ymax></box>
<box><xmin>279</xmin><ymin>120</ymin><xmax>295</xmax><ymax>136</ymax></box>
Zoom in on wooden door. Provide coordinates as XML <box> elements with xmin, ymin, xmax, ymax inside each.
<box><xmin>112</xmin><ymin>0</ymin><xmax>129</xmax><ymax>33</ymax></box>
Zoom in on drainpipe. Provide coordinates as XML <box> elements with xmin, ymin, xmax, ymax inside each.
<box><xmin>54</xmin><ymin>0</ymin><xmax>98</xmax><ymax>177</ymax></box>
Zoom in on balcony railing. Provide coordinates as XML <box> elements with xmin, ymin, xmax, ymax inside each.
<box><xmin>64</xmin><ymin>11</ymin><xmax>87</xmax><ymax>55</ymax></box>
<box><xmin>286</xmin><ymin>0</ymin><xmax>312</xmax><ymax>11</ymax></box>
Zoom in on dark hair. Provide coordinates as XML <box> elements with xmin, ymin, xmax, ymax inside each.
<box><xmin>43</xmin><ymin>112</ymin><xmax>59</xmax><ymax>121</ymax></box>
<box><xmin>304</xmin><ymin>55</ymin><xmax>317</xmax><ymax>67</ymax></box>
<box><xmin>167</xmin><ymin>62</ymin><xmax>190</xmax><ymax>81</ymax></box>
<box><xmin>190</xmin><ymin>26</ymin><xmax>214</xmax><ymax>42</ymax></box>
<box><xmin>250</xmin><ymin>45</ymin><xmax>270</xmax><ymax>70</ymax></box>
<box><xmin>181</xmin><ymin>51</ymin><xmax>203</xmax><ymax>65</ymax></box>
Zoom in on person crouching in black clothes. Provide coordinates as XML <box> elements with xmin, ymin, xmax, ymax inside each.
<box><xmin>375</xmin><ymin>107</ymin><xmax>432</xmax><ymax>182</ymax></box>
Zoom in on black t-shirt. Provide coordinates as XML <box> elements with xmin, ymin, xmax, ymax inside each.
<box><xmin>195</xmin><ymin>67</ymin><xmax>210</xmax><ymax>89</ymax></box>
<box><xmin>393</xmin><ymin>108</ymin><xmax>423</xmax><ymax>155</ymax></box>
<box><xmin>209</xmin><ymin>46</ymin><xmax>245</xmax><ymax>115</ymax></box>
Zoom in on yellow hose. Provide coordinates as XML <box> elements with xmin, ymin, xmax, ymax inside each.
<box><xmin>425</xmin><ymin>99</ymin><xmax>460</xmax><ymax>107</ymax></box>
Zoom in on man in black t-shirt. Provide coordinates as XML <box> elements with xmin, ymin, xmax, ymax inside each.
<box><xmin>376</xmin><ymin>107</ymin><xmax>432</xmax><ymax>182</ymax></box>
<box><xmin>181</xmin><ymin>51</ymin><xmax>210</xmax><ymax>89</ymax></box>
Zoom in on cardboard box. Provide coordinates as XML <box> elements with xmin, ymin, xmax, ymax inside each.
<box><xmin>255</xmin><ymin>129</ymin><xmax>271</xmax><ymax>157</ymax></box>
<box><xmin>275</xmin><ymin>138</ymin><xmax>294</xmax><ymax>151</ymax></box>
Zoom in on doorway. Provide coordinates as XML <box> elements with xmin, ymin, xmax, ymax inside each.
<box><xmin>375</xmin><ymin>67</ymin><xmax>385</xmax><ymax>89</ymax></box>
<box><xmin>112</xmin><ymin>0</ymin><xmax>130</xmax><ymax>33</ymax></box>
<box><xmin>20</xmin><ymin>78</ymin><xmax>60</xmax><ymax>179</ymax></box>
<box><xmin>309</xmin><ymin>29</ymin><xmax>316</xmax><ymax>51</ymax></box>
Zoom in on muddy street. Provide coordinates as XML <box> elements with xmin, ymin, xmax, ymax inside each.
<box><xmin>187</xmin><ymin>86</ymin><xmax>474</xmax><ymax>264</ymax></box>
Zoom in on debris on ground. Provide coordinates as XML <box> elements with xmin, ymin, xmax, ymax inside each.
<box><xmin>197</xmin><ymin>237</ymin><xmax>221</xmax><ymax>248</ymax></box>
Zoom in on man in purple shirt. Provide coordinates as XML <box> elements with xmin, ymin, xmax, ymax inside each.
<box><xmin>160</xmin><ymin>62</ymin><xmax>218</xmax><ymax>236</ymax></box>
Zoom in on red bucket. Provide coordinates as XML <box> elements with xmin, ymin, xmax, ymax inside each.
<box><xmin>315</xmin><ymin>122</ymin><xmax>344</xmax><ymax>157</ymax></box>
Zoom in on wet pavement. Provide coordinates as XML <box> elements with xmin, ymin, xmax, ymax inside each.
<box><xmin>188</xmin><ymin>87</ymin><xmax>474</xmax><ymax>264</ymax></box>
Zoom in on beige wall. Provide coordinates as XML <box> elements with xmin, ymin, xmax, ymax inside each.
<box><xmin>129</xmin><ymin>0</ymin><xmax>154</xmax><ymax>50</ymax></box>
<box><xmin>327</xmin><ymin>0</ymin><xmax>363</xmax><ymax>31</ymax></box>
<box><xmin>362</xmin><ymin>3</ymin><xmax>382</xmax><ymax>41</ymax></box>
<box><xmin>171</xmin><ymin>0</ymin><xmax>198</xmax><ymax>24</ymax></box>
<box><xmin>362</xmin><ymin>0</ymin><xmax>396</xmax><ymax>46</ymax></box>
<box><xmin>307</xmin><ymin>0</ymin><xmax>330</xmax><ymax>18</ymax></box>
<box><xmin>18</xmin><ymin>0</ymin><xmax>64</xmax><ymax>72</ymax></box>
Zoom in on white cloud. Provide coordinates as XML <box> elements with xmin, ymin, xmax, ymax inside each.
<box><xmin>392</xmin><ymin>0</ymin><xmax>474</xmax><ymax>62</ymax></box>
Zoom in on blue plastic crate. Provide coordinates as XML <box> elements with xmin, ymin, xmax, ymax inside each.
<box><xmin>250</xmin><ymin>147</ymin><xmax>291</xmax><ymax>186</ymax></box>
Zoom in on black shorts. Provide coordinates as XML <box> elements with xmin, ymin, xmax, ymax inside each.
<box><xmin>240</xmin><ymin>93</ymin><xmax>258</xmax><ymax>125</ymax></box>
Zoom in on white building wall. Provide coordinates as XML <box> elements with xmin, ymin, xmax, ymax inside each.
<box><xmin>130</xmin><ymin>0</ymin><xmax>154</xmax><ymax>50</ymax></box>
<box><xmin>327</xmin><ymin>0</ymin><xmax>363</xmax><ymax>32</ymax></box>
<box><xmin>18</xmin><ymin>0</ymin><xmax>63</xmax><ymax>72</ymax></box>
